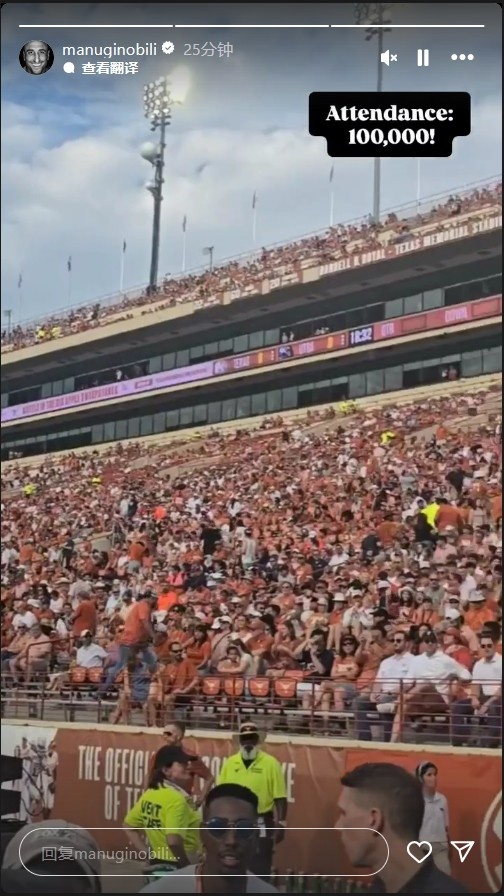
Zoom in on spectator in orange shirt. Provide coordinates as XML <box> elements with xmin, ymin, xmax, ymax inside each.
<box><xmin>464</xmin><ymin>591</ymin><xmax>498</xmax><ymax>632</ymax></box>
<box><xmin>158</xmin><ymin>586</ymin><xmax>180</xmax><ymax>614</ymax></box>
<box><xmin>271</xmin><ymin>620</ymin><xmax>301</xmax><ymax>669</ymax></box>
<box><xmin>412</xmin><ymin>595</ymin><xmax>440</xmax><ymax>628</ymax></box>
<box><xmin>442</xmin><ymin>627</ymin><xmax>474</xmax><ymax>671</ymax></box>
<box><xmin>153</xmin><ymin>628</ymin><xmax>173</xmax><ymax>663</ymax></box>
<box><xmin>377</xmin><ymin>515</ymin><xmax>400</xmax><ymax>548</ymax></box>
<box><xmin>128</xmin><ymin>537</ymin><xmax>146</xmax><ymax>571</ymax></box>
<box><xmin>355</xmin><ymin>625</ymin><xmax>390</xmax><ymax>694</ymax></box>
<box><xmin>100</xmin><ymin>590</ymin><xmax>158</xmax><ymax>691</ymax></box>
<box><xmin>18</xmin><ymin>538</ymin><xmax>35</xmax><ymax>566</ymax></box>
<box><xmin>490</xmin><ymin>493</ymin><xmax>502</xmax><ymax>524</ymax></box>
<box><xmin>158</xmin><ymin>642</ymin><xmax>198</xmax><ymax>715</ymax></box>
<box><xmin>184</xmin><ymin>625</ymin><xmax>211</xmax><ymax>671</ymax></box>
<box><xmin>435</xmin><ymin>499</ymin><xmax>463</xmax><ymax>533</ymax></box>
<box><xmin>247</xmin><ymin>618</ymin><xmax>274</xmax><ymax>662</ymax></box>
<box><xmin>71</xmin><ymin>587</ymin><xmax>97</xmax><ymax>637</ymax></box>
<box><xmin>325</xmin><ymin>634</ymin><xmax>360</xmax><ymax>711</ymax></box>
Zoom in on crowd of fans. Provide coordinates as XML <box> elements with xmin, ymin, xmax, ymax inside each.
<box><xmin>2</xmin><ymin>182</ymin><xmax>501</xmax><ymax>353</ymax></box>
<box><xmin>1</xmin><ymin>382</ymin><xmax>502</xmax><ymax>745</ymax></box>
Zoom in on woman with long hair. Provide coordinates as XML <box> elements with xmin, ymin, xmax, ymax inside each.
<box><xmin>124</xmin><ymin>745</ymin><xmax>201</xmax><ymax>870</ymax></box>
<box><xmin>184</xmin><ymin>624</ymin><xmax>211</xmax><ymax>671</ymax></box>
<box><xmin>271</xmin><ymin>620</ymin><xmax>301</xmax><ymax>669</ymax></box>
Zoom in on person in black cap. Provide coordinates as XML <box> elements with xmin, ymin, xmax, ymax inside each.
<box><xmin>216</xmin><ymin>721</ymin><xmax>287</xmax><ymax>879</ymax></box>
<box><xmin>337</xmin><ymin>762</ymin><xmax>469</xmax><ymax>893</ymax></box>
<box><xmin>123</xmin><ymin>745</ymin><xmax>200</xmax><ymax>870</ymax></box>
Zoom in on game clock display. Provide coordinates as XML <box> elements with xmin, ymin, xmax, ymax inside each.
<box><xmin>349</xmin><ymin>326</ymin><xmax>375</xmax><ymax>346</ymax></box>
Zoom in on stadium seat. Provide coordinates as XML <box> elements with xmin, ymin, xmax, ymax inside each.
<box><xmin>69</xmin><ymin>666</ymin><xmax>87</xmax><ymax>684</ymax></box>
<box><xmin>248</xmin><ymin>677</ymin><xmax>271</xmax><ymax>699</ymax></box>
<box><xmin>87</xmin><ymin>668</ymin><xmax>104</xmax><ymax>685</ymax></box>
<box><xmin>201</xmin><ymin>677</ymin><xmax>223</xmax><ymax>697</ymax></box>
<box><xmin>238</xmin><ymin>677</ymin><xmax>272</xmax><ymax>718</ymax></box>
<box><xmin>191</xmin><ymin>676</ymin><xmax>223</xmax><ymax>718</ymax></box>
<box><xmin>223</xmin><ymin>677</ymin><xmax>245</xmax><ymax>698</ymax></box>
<box><xmin>265</xmin><ymin>678</ymin><xmax>299</xmax><ymax>718</ymax></box>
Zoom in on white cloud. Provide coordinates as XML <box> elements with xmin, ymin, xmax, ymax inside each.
<box><xmin>1</xmin><ymin>3</ymin><xmax>502</xmax><ymax>323</ymax></box>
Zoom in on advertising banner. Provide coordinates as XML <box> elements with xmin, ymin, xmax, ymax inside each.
<box><xmin>2</xmin><ymin>293</ymin><xmax>501</xmax><ymax>426</ymax></box>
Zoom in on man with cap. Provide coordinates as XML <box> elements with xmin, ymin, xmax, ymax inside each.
<box><xmin>217</xmin><ymin>720</ymin><xmax>287</xmax><ymax>879</ymax></box>
<box><xmin>397</xmin><ymin>632</ymin><xmax>471</xmax><ymax>741</ymax></box>
<box><xmin>76</xmin><ymin>630</ymin><xmax>107</xmax><ymax>668</ymax></box>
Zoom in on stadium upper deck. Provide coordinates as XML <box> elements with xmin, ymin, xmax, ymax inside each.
<box><xmin>1</xmin><ymin>179</ymin><xmax>501</xmax><ymax>368</ymax></box>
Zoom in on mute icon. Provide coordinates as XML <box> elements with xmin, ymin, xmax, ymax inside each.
<box><xmin>380</xmin><ymin>49</ymin><xmax>398</xmax><ymax>66</ymax></box>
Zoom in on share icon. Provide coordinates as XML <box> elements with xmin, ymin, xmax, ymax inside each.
<box><xmin>451</xmin><ymin>841</ymin><xmax>475</xmax><ymax>863</ymax></box>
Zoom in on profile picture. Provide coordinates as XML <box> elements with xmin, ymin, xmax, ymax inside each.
<box><xmin>19</xmin><ymin>40</ymin><xmax>54</xmax><ymax>75</ymax></box>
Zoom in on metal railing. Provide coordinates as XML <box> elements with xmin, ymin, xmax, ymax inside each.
<box><xmin>1</xmin><ymin>669</ymin><xmax>500</xmax><ymax>748</ymax></box>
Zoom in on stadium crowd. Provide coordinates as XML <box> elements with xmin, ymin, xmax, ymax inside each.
<box><xmin>1</xmin><ymin>182</ymin><xmax>501</xmax><ymax>353</ymax></box>
<box><xmin>1</xmin><ymin>383</ymin><xmax>502</xmax><ymax>745</ymax></box>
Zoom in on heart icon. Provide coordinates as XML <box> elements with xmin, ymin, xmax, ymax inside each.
<box><xmin>407</xmin><ymin>841</ymin><xmax>433</xmax><ymax>864</ymax></box>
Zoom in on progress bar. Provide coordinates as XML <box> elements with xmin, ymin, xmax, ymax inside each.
<box><xmin>18</xmin><ymin>24</ymin><xmax>486</xmax><ymax>29</ymax></box>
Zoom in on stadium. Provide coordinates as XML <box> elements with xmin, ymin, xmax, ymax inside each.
<box><xmin>1</xmin><ymin>179</ymin><xmax>502</xmax><ymax>894</ymax></box>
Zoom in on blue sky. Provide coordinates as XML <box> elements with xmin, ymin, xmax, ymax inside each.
<box><xmin>1</xmin><ymin>2</ymin><xmax>502</xmax><ymax>323</ymax></box>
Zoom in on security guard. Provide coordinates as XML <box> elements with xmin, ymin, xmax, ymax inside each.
<box><xmin>124</xmin><ymin>745</ymin><xmax>201</xmax><ymax>870</ymax></box>
<box><xmin>217</xmin><ymin>721</ymin><xmax>287</xmax><ymax>879</ymax></box>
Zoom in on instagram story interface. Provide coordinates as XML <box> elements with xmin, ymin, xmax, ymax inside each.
<box><xmin>1</xmin><ymin>3</ymin><xmax>502</xmax><ymax>895</ymax></box>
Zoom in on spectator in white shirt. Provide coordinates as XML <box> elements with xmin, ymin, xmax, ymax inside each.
<box><xmin>329</xmin><ymin>545</ymin><xmax>350</xmax><ymax>568</ymax></box>
<box><xmin>49</xmin><ymin>593</ymin><xmax>64</xmax><ymax>615</ymax></box>
<box><xmin>416</xmin><ymin>761</ymin><xmax>452</xmax><ymax>874</ymax></box>
<box><xmin>355</xmin><ymin>630</ymin><xmax>415</xmax><ymax>742</ymax></box>
<box><xmin>12</xmin><ymin>599</ymin><xmax>38</xmax><ymax>631</ymax></box>
<box><xmin>459</xmin><ymin>566</ymin><xmax>478</xmax><ymax>605</ymax></box>
<box><xmin>397</xmin><ymin>631</ymin><xmax>471</xmax><ymax>741</ymax></box>
<box><xmin>105</xmin><ymin>582</ymin><xmax>121</xmax><ymax>616</ymax></box>
<box><xmin>76</xmin><ymin>630</ymin><xmax>107</xmax><ymax>669</ymax></box>
<box><xmin>451</xmin><ymin>631</ymin><xmax>502</xmax><ymax>747</ymax></box>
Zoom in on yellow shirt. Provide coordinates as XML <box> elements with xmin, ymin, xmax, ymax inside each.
<box><xmin>185</xmin><ymin>803</ymin><xmax>203</xmax><ymax>859</ymax></box>
<box><xmin>124</xmin><ymin>784</ymin><xmax>193</xmax><ymax>861</ymax></box>
<box><xmin>422</xmin><ymin>503</ymin><xmax>440</xmax><ymax>528</ymax></box>
<box><xmin>217</xmin><ymin>751</ymin><xmax>287</xmax><ymax>815</ymax></box>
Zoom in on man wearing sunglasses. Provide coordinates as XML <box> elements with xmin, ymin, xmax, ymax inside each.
<box><xmin>355</xmin><ymin>630</ymin><xmax>415</xmax><ymax>742</ymax></box>
<box><xmin>451</xmin><ymin>630</ymin><xmax>502</xmax><ymax>747</ymax></box>
<box><xmin>141</xmin><ymin>783</ymin><xmax>278</xmax><ymax>893</ymax></box>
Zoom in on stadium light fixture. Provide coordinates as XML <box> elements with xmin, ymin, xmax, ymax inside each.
<box><xmin>354</xmin><ymin>3</ymin><xmax>393</xmax><ymax>224</ymax></box>
<box><xmin>141</xmin><ymin>75</ymin><xmax>186</xmax><ymax>294</ymax></box>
